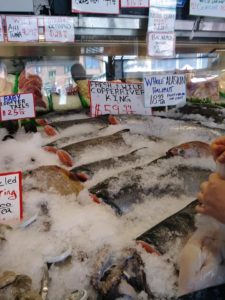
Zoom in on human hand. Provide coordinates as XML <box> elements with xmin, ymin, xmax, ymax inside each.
<box><xmin>196</xmin><ymin>173</ymin><xmax>225</xmax><ymax>223</ymax></box>
<box><xmin>211</xmin><ymin>136</ymin><xmax>225</xmax><ymax>163</ymax></box>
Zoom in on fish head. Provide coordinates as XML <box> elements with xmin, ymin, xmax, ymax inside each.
<box><xmin>91</xmin><ymin>247</ymin><xmax>150</xmax><ymax>299</ymax></box>
<box><xmin>167</xmin><ymin>141</ymin><xmax>211</xmax><ymax>158</ymax></box>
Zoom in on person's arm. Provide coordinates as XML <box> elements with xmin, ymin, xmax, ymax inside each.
<box><xmin>196</xmin><ymin>136</ymin><xmax>225</xmax><ymax>223</ymax></box>
<box><xmin>196</xmin><ymin>173</ymin><xmax>225</xmax><ymax>223</ymax></box>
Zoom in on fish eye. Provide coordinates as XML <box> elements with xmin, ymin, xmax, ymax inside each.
<box><xmin>179</xmin><ymin>149</ymin><xmax>185</xmax><ymax>156</ymax></box>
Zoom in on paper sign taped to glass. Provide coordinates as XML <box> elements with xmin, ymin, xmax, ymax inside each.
<box><xmin>147</xmin><ymin>32</ymin><xmax>176</xmax><ymax>58</ymax></box>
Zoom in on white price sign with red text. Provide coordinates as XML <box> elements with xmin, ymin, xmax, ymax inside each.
<box><xmin>0</xmin><ymin>16</ymin><xmax>4</xmax><ymax>42</ymax></box>
<box><xmin>6</xmin><ymin>16</ymin><xmax>38</xmax><ymax>42</ymax></box>
<box><xmin>121</xmin><ymin>0</ymin><xmax>149</xmax><ymax>7</ymax></box>
<box><xmin>90</xmin><ymin>81</ymin><xmax>152</xmax><ymax>116</ymax></box>
<box><xmin>0</xmin><ymin>172</ymin><xmax>23</xmax><ymax>224</ymax></box>
<box><xmin>0</xmin><ymin>93</ymin><xmax>35</xmax><ymax>121</ymax></box>
<box><xmin>44</xmin><ymin>17</ymin><xmax>75</xmax><ymax>42</ymax></box>
<box><xmin>72</xmin><ymin>0</ymin><xmax>119</xmax><ymax>14</ymax></box>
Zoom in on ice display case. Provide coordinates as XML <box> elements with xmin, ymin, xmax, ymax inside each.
<box><xmin>1</xmin><ymin>2</ymin><xmax>225</xmax><ymax>300</ymax></box>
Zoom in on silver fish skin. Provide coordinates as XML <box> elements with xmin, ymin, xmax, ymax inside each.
<box><xmin>89</xmin><ymin>157</ymin><xmax>210</xmax><ymax>215</ymax></box>
<box><xmin>61</xmin><ymin>129</ymin><xmax>130</xmax><ymax>158</ymax></box>
<box><xmin>136</xmin><ymin>200</ymin><xmax>197</xmax><ymax>255</ymax></box>
<box><xmin>71</xmin><ymin>147</ymin><xmax>148</xmax><ymax>182</ymax></box>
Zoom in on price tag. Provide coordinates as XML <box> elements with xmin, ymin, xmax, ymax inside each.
<box><xmin>148</xmin><ymin>7</ymin><xmax>176</xmax><ymax>32</ymax></box>
<box><xmin>120</xmin><ymin>0</ymin><xmax>149</xmax><ymax>8</ymax></box>
<box><xmin>90</xmin><ymin>81</ymin><xmax>152</xmax><ymax>116</ymax></box>
<box><xmin>147</xmin><ymin>32</ymin><xmax>175</xmax><ymax>57</ymax></box>
<box><xmin>72</xmin><ymin>0</ymin><xmax>120</xmax><ymax>14</ymax></box>
<box><xmin>190</xmin><ymin>0</ymin><xmax>225</xmax><ymax>18</ymax></box>
<box><xmin>144</xmin><ymin>74</ymin><xmax>186</xmax><ymax>107</ymax></box>
<box><xmin>0</xmin><ymin>16</ymin><xmax>4</xmax><ymax>42</ymax></box>
<box><xmin>0</xmin><ymin>93</ymin><xmax>36</xmax><ymax>121</ymax></box>
<box><xmin>0</xmin><ymin>172</ymin><xmax>23</xmax><ymax>224</ymax></box>
<box><xmin>6</xmin><ymin>16</ymin><xmax>38</xmax><ymax>42</ymax></box>
<box><xmin>44</xmin><ymin>17</ymin><xmax>75</xmax><ymax>42</ymax></box>
<box><xmin>150</xmin><ymin>0</ymin><xmax>177</xmax><ymax>8</ymax></box>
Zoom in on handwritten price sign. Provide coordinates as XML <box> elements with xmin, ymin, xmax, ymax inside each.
<box><xmin>0</xmin><ymin>172</ymin><xmax>23</xmax><ymax>224</ymax></box>
<box><xmin>148</xmin><ymin>7</ymin><xmax>176</xmax><ymax>32</ymax></box>
<box><xmin>190</xmin><ymin>0</ymin><xmax>225</xmax><ymax>18</ymax></box>
<box><xmin>72</xmin><ymin>0</ymin><xmax>120</xmax><ymax>14</ymax></box>
<box><xmin>90</xmin><ymin>81</ymin><xmax>152</xmax><ymax>116</ymax></box>
<box><xmin>44</xmin><ymin>17</ymin><xmax>75</xmax><ymax>42</ymax></box>
<box><xmin>6</xmin><ymin>16</ymin><xmax>38</xmax><ymax>42</ymax></box>
<box><xmin>147</xmin><ymin>32</ymin><xmax>176</xmax><ymax>57</ymax></box>
<box><xmin>144</xmin><ymin>74</ymin><xmax>186</xmax><ymax>107</ymax></box>
<box><xmin>0</xmin><ymin>93</ymin><xmax>35</xmax><ymax>121</ymax></box>
<box><xmin>0</xmin><ymin>16</ymin><xmax>4</xmax><ymax>42</ymax></box>
<box><xmin>121</xmin><ymin>0</ymin><xmax>149</xmax><ymax>7</ymax></box>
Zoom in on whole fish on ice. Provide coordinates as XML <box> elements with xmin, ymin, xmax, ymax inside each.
<box><xmin>42</xmin><ymin>114</ymin><xmax>119</xmax><ymax>137</ymax></box>
<box><xmin>136</xmin><ymin>201</ymin><xmax>197</xmax><ymax>255</ymax></box>
<box><xmin>91</xmin><ymin>246</ymin><xmax>151</xmax><ymax>299</ymax></box>
<box><xmin>71</xmin><ymin>147</ymin><xmax>149</xmax><ymax>182</ymax></box>
<box><xmin>89</xmin><ymin>155</ymin><xmax>211</xmax><ymax>214</ymax></box>
<box><xmin>23</xmin><ymin>165</ymin><xmax>83</xmax><ymax>196</ymax></box>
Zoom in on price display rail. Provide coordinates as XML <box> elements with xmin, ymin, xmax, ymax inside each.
<box><xmin>0</xmin><ymin>16</ymin><xmax>225</xmax><ymax>57</ymax></box>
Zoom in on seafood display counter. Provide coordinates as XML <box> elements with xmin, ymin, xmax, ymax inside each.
<box><xmin>1</xmin><ymin>13</ymin><xmax>225</xmax><ymax>298</ymax></box>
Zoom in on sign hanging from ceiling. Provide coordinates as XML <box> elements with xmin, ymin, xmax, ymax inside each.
<box><xmin>143</xmin><ymin>74</ymin><xmax>186</xmax><ymax>108</ymax></box>
<box><xmin>6</xmin><ymin>16</ymin><xmax>38</xmax><ymax>42</ymax></box>
<box><xmin>120</xmin><ymin>0</ymin><xmax>149</xmax><ymax>7</ymax></box>
<box><xmin>147</xmin><ymin>32</ymin><xmax>176</xmax><ymax>57</ymax></box>
<box><xmin>190</xmin><ymin>0</ymin><xmax>225</xmax><ymax>18</ymax></box>
<box><xmin>90</xmin><ymin>81</ymin><xmax>152</xmax><ymax>116</ymax></box>
<box><xmin>72</xmin><ymin>0</ymin><xmax>120</xmax><ymax>14</ymax></box>
<box><xmin>0</xmin><ymin>16</ymin><xmax>4</xmax><ymax>42</ymax></box>
<box><xmin>44</xmin><ymin>17</ymin><xmax>75</xmax><ymax>42</ymax></box>
<box><xmin>148</xmin><ymin>7</ymin><xmax>176</xmax><ymax>32</ymax></box>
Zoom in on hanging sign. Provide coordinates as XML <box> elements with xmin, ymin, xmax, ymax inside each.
<box><xmin>90</xmin><ymin>81</ymin><xmax>152</xmax><ymax>116</ymax></box>
<box><xmin>147</xmin><ymin>32</ymin><xmax>176</xmax><ymax>57</ymax></box>
<box><xmin>148</xmin><ymin>7</ymin><xmax>176</xmax><ymax>32</ymax></box>
<box><xmin>44</xmin><ymin>17</ymin><xmax>75</xmax><ymax>42</ymax></box>
<box><xmin>0</xmin><ymin>16</ymin><xmax>4</xmax><ymax>42</ymax></box>
<box><xmin>0</xmin><ymin>171</ymin><xmax>23</xmax><ymax>224</ymax></box>
<box><xmin>6</xmin><ymin>16</ymin><xmax>38</xmax><ymax>42</ymax></box>
<box><xmin>72</xmin><ymin>0</ymin><xmax>120</xmax><ymax>14</ymax></box>
<box><xmin>120</xmin><ymin>0</ymin><xmax>149</xmax><ymax>8</ymax></box>
<box><xmin>0</xmin><ymin>93</ymin><xmax>35</xmax><ymax>121</ymax></box>
<box><xmin>144</xmin><ymin>74</ymin><xmax>186</xmax><ymax>107</ymax></box>
<box><xmin>190</xmin><ymin>0</ymin><xmax>225</xmax><ymax>18</ymax></box>
<box><xmin>150</xmin><ymin>0</ymin><xmax>177</xmax><ymax>8</ymax></box>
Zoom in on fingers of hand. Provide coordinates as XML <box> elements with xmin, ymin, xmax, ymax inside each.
<box><xmin>196</xmin><ymin>204</ymin><xmax>207</xmax><ymax>214</ymax></box>
<box><xmin>208</xmin><ymin>172</ymin><xmax>220</xmax><ymax>182</ymax></box>
<box><xmin>197</xmin><ymin>192</ymin><xmax>204</xmax><ymax>204</ymax></box>
<box><xmin>211</xmin><ymin>143</ymin><xmax>225</xmax><ymax>161</ymax></box>
<box><xmin>217</xmin><ymin>151</ymin><xmax>225</xmax><ymax>164</ymax></box>
<box><xmin>211</xmin><ymin>136</ymin><xmax>225</xmax><ymax>147</ymax></box>
<box><xmin>200</xmin><ymin>181</ymin><xmax>208</xmax><ymax>194</ymax></box>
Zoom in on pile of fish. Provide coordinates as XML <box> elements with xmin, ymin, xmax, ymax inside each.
<box><xmin>1</xmin><ymin>106</ymin><xmax>225</xmax><ymax>300</ymax></box>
